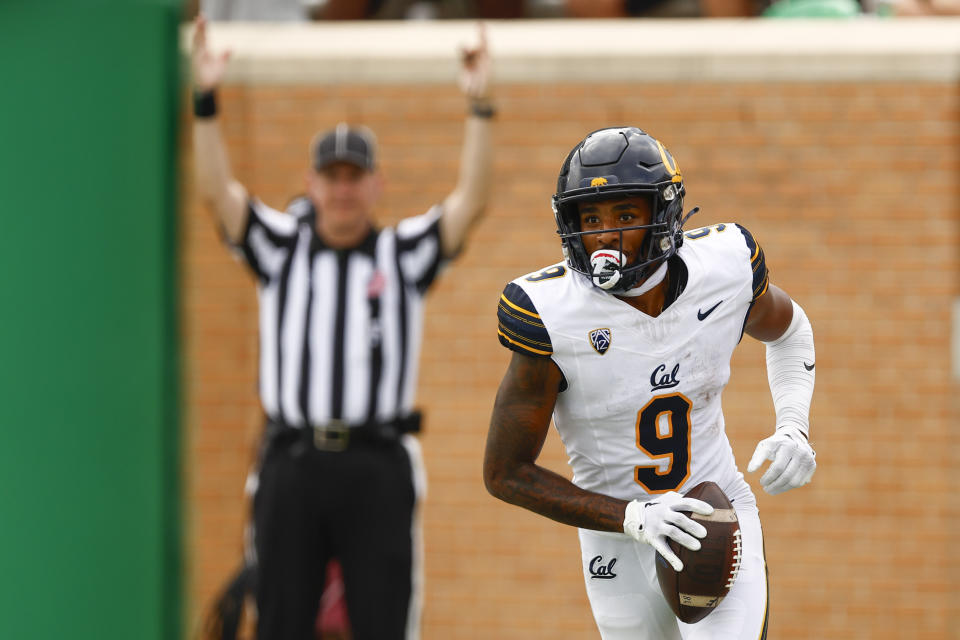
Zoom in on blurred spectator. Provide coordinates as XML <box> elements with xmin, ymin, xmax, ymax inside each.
<box><xmin>877</xmin><ymin>0</ymin><xmax>960</xmax><ymax>13</ymax></box>
<box><xmin>761</xmin><ymin>0</ymin><xmax>960</xmax><ymax>16</ymax></box>
<box><xmin>199</xmin><ymin>0</ymin><xmax>316</xmax><ymax>20</ymax></box>
<box><xmin>762</xmin><ymin>0</ymin><xmax>861</xmax><ymax>16</ymax></box>
<box><xmin>185</xmin><ymin>0</ymin><xmax>387</xmax><ymax>20</ymax></box>
<box><xmin>183</xmin><ymin>0</ymin><xmax>776</xmax><ymax>19</ymax></box>
<box><xmin>192</xmin><ymin>0</ymin><xmax>955</xmax><ymax>20</ymax></box>
<box><xmin>565</xmin><ymin>0</ymin><xmax>752</xmax><ymax>17</ymax></box>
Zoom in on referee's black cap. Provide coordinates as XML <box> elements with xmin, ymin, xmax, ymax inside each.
<box><xmin>311</xmin><ymin>123</ymin><xmax>377</xmax><ymax>172</ymax></box>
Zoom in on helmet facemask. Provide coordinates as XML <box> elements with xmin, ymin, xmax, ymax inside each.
<box><xmin>553</xmin><ymin>182</ymin><xmax>685</xmax><ymax>294</ymax></box>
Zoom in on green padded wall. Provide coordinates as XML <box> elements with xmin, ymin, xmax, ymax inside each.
<box><xmin>0</xmin><ymin>2</ymin><xmax>182</xmax><ymax>638</ymax></box>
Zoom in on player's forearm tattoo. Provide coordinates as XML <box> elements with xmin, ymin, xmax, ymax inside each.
<box><xmin>485</xmin><ymin>354</ymin><xmax>627</xmax><ymax>533</ymax></box>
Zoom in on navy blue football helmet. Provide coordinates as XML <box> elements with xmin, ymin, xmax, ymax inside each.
<box><xmin>552</xmin><ymin>127</ymin><xmax>694</xmax><ymax>293</ymax></box>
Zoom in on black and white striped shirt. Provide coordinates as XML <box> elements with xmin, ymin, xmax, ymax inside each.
<box><xmin>232</xmin><ymin>197</ymin><xmax>445</xmax><ymax>428</ymax></box>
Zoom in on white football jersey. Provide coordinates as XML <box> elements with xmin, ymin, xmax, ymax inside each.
<box><xmin>497</xmin><ymin>223</ymin><xmax>769</xmax><ymax>506</ymax></box>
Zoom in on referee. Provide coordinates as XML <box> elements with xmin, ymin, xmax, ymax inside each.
<box><xmin>191</xmin><ymin>18</ymin><xmax>494</xmax><ymax>640</ymax></box>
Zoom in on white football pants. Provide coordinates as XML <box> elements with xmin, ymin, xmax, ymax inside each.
<box><xmin>579</xmin><ymin>503</ymin><xmax>767</xmax><ymax>640</ymax></box>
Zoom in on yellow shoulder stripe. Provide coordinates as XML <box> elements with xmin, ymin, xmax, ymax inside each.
<box><xmin>499</xmin><ymin>303</ymin><xmax>545</xmax><ymax>329</ymax></box>
<box><xmin>498</xmin><ymin>322</ymin><xmax>552</xmax><ymax>348</ymax></box>
<box><xmin>754</xmin><ymin>278</ymin><xmax>770</xmax><ymax>299</ymax></box>
<box><xmin>498</xmin><ymin>330</ymin><xmax>552</xmax><ymax>356</ymax></box>
<box><xmin>500</xmin><ymin>293</ymin><xmax>540</xmax><ymax>320</ymax></box>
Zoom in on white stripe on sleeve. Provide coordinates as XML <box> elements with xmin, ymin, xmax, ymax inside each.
<box><xmin>248</xmin><ymin>225</ymin><xmax>290</xmax><ymax>278</ymax></box>
<box><xmin>399</xmin><ymin>235</ymin><xmax>439</xmax><ymax>285</ymax></box>
<box><xmin>395</xmin><ymin>205</ymin><xmax>441</xmax><ymax>240</ymax></box>
<box><xmin>250</xmin><ymin>198</ymin><xmax>298</xmax><ymax>237</ymax></box>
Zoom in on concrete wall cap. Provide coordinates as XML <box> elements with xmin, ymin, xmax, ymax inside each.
<box><xmin>182</xmin><ymin>18</ymin><xmax>960</xmax><ymax>83</ymax></box>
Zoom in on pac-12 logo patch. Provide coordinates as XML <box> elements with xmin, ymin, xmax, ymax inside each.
<box><xmin>589</xmin><ymin>328</ymin><xmax>611</xmax><ymax>355</ymax></box>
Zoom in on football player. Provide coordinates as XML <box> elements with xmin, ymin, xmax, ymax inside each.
<box><xmin>484</xmin><ymin>127</ymin><xmax>816</xmax><ymax>639</ymax></box>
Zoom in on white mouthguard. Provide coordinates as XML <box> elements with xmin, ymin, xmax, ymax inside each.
<box><xmin>590</xmin><ymin>249</ymin><xmax>625</xmax><ymax>290</ymax></box>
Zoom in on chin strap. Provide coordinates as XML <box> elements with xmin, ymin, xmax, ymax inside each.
<box><xmin>616</xmin><ymin>261</ymin><xmax>668</xmax><ymax>297</ymax></box>
<box><xmin>680</xmin><ymin>206</ymin><xmax>700</xmax><ymax>228</ymax></box>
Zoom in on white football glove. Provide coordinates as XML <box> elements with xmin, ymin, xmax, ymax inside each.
<box><xmin>623</xmin><ymin>492</ymin><xmax>714</xmax><ymax>572</ymax></box>
<box><xmin>747</xmin><ymin>424</ymin><xmax>816</xmax><ymax>495</ymax></box>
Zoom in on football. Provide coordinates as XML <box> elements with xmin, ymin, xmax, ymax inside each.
<box><xmin>655</xmin><ymin>481</ymin><xmax>742</xmax><ymax>624</ymax></box>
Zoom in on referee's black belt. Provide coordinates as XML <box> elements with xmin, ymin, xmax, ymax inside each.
<box><xmin>267</xmin><ymin>412</ymin><xmax>421</xmax><ymax>453</ymax></box>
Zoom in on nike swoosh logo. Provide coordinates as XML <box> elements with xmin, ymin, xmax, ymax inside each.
<box><xmin>697</xmin><ymin>300</ymin><xmax>723</xmax><ymax>321</ymax></box>
<box><xmin>804</xmin><ymin>361</ymin><xmax>815</xmax><ymax>371</ymax></box>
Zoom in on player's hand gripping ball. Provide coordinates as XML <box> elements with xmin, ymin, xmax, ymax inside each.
<box><xmin>655</xmin><ymin>481</ymin><xmax>742</xmax><ymax>624</ymax></box>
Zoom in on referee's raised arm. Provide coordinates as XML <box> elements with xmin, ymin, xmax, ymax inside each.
<box><xmin>190</xmin><ymin>15</ymin><xmax>249</xmax><ymax>245</ymax></box>
<box><xmin>440</xmin><ymin>23</ymin><xmax>496</xmax><ymax>259</ymax></box>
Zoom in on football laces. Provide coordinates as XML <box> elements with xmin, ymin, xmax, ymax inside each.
<box><xmin>727</xmin><ymin>527</ymin><xmax>743</xmax><ymax>589</ymax></box>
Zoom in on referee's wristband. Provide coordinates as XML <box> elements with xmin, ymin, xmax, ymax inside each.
<box><xmin>193</xmin><ymin>89</ymin><xmax>218</xmax><ymax>119</ymax></box>
<box><xmin>468</xmin><ymin>98</ymin><xmax>496</xmax><ymax>119</ymax></box>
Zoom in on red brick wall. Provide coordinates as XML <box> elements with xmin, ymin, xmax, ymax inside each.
<box><xmin>182</xmin><ymin>80</ymin><xmax>960</xmax><ymax>638</ymax></box>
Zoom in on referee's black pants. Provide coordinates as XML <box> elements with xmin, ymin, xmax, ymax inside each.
<box><xmin>253</xmin><ymin>431</ymin><xmax>417</xmax><ymax>640</ymax></box>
